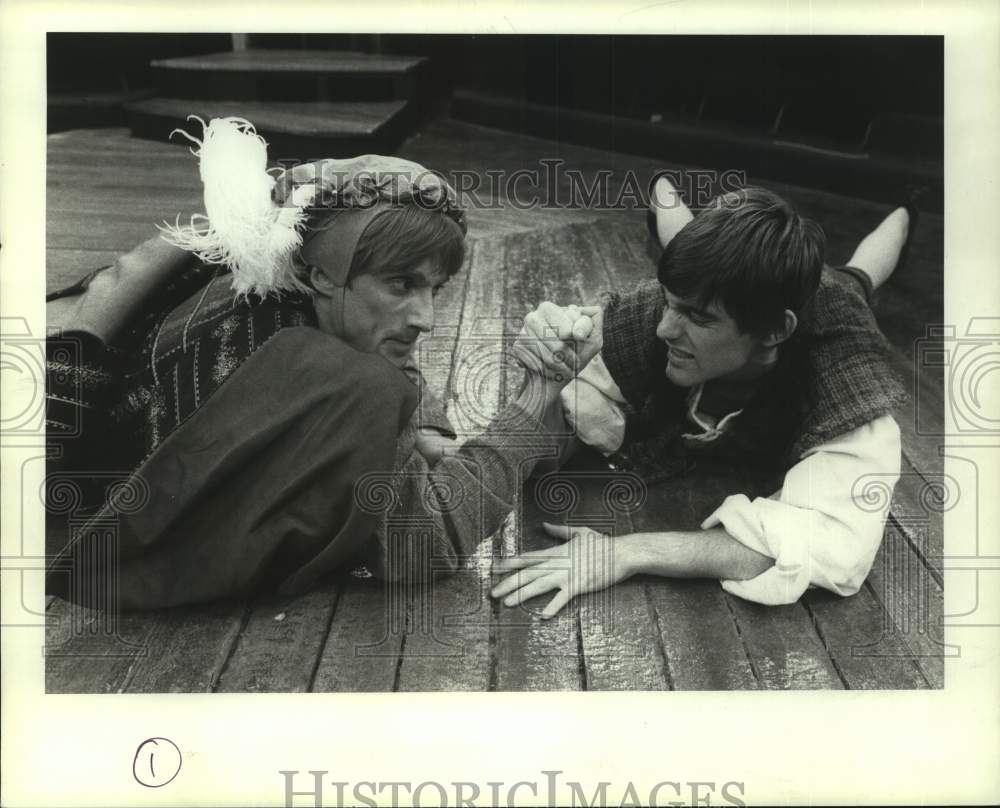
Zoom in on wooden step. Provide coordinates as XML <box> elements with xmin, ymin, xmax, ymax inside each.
<box><xmin>150</xmin><ymin>48</ymin><xmax>427</xmax><ymax>101</ymax></box>
<box><xmin>125</xmin><ymin>97</ymin><xmax>411</xmax><ymax>160</ymax></box>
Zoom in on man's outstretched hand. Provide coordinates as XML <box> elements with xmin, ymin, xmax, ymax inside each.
<box><xmin>490</xmin><ymin>521</ymin><xmax>633</xmax><ymax>619</ymax></box>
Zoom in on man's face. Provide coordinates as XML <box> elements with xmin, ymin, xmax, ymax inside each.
<box><xmin>654</xmin><ymin>285</ymin><xmax>770</xmax><ymax>387</ymax></box>
<box><xmin>319</xmin><ymin>258</ymin><xmax>448</xmax><ymax>368</ymax></box>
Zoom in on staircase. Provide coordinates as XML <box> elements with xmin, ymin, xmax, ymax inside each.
<box><xmin>125</xmin><ymin>48</ymin><xmax>428</xmax><ymax>159</ymax></box>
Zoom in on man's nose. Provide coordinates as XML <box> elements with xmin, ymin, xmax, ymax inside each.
<box><xmin>407</xmin><ymin>288</ymin><xmax>435</xmax><ymax>333</ymax></box>
<box><xmin>656</xmin><ymin>306</ymin><xmax>684</xmax><ymax>341</ymax></box>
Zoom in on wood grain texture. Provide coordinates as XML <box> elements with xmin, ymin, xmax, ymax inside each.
<box><xmin>803</xmin><ymin>584</ymin><xmax>928</xmax><ymax>690</ymax></box>
<box><xmin>45</xmin><ymin>598</ymin><xmax>157</xmax><ymax>694</ymax></box>
<box><xmin>395</xmin><ymin>238</ymin><xmax>501</xmax><ymax>692</ymax></box>
<box><xmin>645</xmin><ymin>581</ymin><xmax>758</xmax><ymax>691</ymax></box>
<box><xmin>865</xmin><ymin>530</ymin><xmax>946</xmax><ymax>689</ymax></box>
<box><xmin>631</xmin><ymin>472</ymin><xmax>768</xmax><ymax>691</ymax></box>
<box><xmin>311</xmin><ymin>577</ymin><xmax>405</xmax><ymax>693</ymax></box>
<box><xmin>122</xmin><ymin>600</ymin><xmax>247</xmax><ymax>693</ymax></box>
<box><xmin>727</xmin><ymin>598</ymin><xmax>845</xmax><ymax>690</ymax></box>
<box><xmin>215</xmin><ymin>584</ymin><xmax>340</xmax><ymax>693</ymax></box>
<box><xmin>43</xmin><ymin>117</ymin><xmax>944</xmax><ymax>693</ymax></box>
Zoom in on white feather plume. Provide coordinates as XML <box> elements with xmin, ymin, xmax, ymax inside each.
<box><xmin>158</xmin><ymin>116</ymin><xmax>310</xmax><ymax>298</ymax></box>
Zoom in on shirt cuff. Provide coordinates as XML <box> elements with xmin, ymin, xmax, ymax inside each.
<box><xmin>703</xmin><ymin>494</ymin><xmax>812</xmax><ymax>606</ymax></box>
<box><xmin>560</xmin><ymin>378</ymin><xmax>626</xmax><ymax>456</ymax></box>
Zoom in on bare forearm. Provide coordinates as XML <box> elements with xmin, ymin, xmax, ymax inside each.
<box><xmin>620</xmin><ymin>527</ymin><xmax>773</xmax><ymax>581</ymax></box>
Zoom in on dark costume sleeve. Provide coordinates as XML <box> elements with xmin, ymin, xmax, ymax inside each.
<box><xmin>364</xmin><ymin>398</ymin><xmax>567</xmax><ymax>582</ymax></box>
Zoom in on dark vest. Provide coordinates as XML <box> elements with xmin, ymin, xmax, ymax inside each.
<box><xmin>600</xmin><ymin>269</ymin><xmax>907</xmax><ymax>479</ymax></box>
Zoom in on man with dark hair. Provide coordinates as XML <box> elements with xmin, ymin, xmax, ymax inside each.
<box><xmin>492</xmin><ymin>179</ymin><xmax>911</xmax><ymax>614</ymax></box>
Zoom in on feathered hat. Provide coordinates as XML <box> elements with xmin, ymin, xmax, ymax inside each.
<box><xmin>159</xmin><ymin>116</ymin><xmax>466</xmax><ymax>299</ymax></box>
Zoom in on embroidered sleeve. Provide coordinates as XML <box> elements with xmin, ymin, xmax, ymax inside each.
<box><xmin>702</xmin><ymin>415</ymin><xmax>901</xmax><ymax>605</ymax></box>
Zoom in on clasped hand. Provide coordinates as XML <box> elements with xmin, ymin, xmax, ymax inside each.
<box><xmin>512</xmin><ymin>302</ymin><xmax>604</xmax><ymax>389</ymax></box>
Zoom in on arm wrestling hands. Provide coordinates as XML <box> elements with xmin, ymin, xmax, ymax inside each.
<box><xmin>413</xmin><ymin>302</ymin><xmax>603</xmax><ymax>464</ymax></box>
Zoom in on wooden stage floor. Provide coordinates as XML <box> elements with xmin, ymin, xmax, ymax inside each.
<box><xmin>44</xmin><ymin>118</ymin><xmax>946</xmax><ymax>691</ymax></box>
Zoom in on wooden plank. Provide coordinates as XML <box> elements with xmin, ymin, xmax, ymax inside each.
<box><xmin>864</xmin><ymin>527</ymin><xmax>946</xmax><ymax>688</ymax></box>
<box><xmin>727</xmin><ymin>598</ymin><xmax>844</xmax><ymax>689</ymax></box>
<box><xmin>47</xmin><ymin>142</ymin><xmax>196</xmax><ymax>163</ymax></box>
<box><xmin>890</xmin><ymin>349</ymin><xmax>945</xmax><ymax>480</ymax></box>
<box><xmin>580</xmin><ymin>216</ymin><xmax>659</xmax><ymax>291</ymax></box>
<box><xmin>127</xmin><ymin>98</ymin><xmax>409</xmax><ymax>138</ymax></box>
<box><xmin>45</xmin><ymin>598</ymin><xmax>157</xmax><ymax>694</ymax></box>
<box><xmin>47</xmin><ymin>155</ymin><xmax>196</xmax><ymax>176</ymax></box>
<box><xmin>644</xmin><ymin>580</ymin><xmax>758</xmax><ymax>691</ymax></box>
<box><xmin>572</xmin><ymin>500</ymin><xmax>670</xmax><ymax>689</ymax></box>
<box><xmin>47</xmin><ymin>127</ymin><xmax>193</xmax><ymax>155</ymax></box>
<box><xmin>504</xmin><ymin>223</ymin><xmax>617</xmax><ymax>317</ymax></box>
<box><xmin>890</xmin><ymin>453</ymin><xmax>945</xmax><ymax>579</ymax></box>
<box><xmin>645</xmin><ymin>463</ymin><xmax>837</xmax><ymax>692</ymax></box>
<box><xmin>152</xmin><ymin>49</ymin><xmax>427</xmax><ymax>75</ymax></box>
<box><xmin>803</xmin><ymin>584</ymin><xmax>928</xmax><ymax>690</ymax></box>
<box><xmin>47</xmin><ymin>172</ymin><xmax>204</xmax><ymax>197</ymax></box>
<box><xmin>536</xmin><ymin>222</ymin><xmax>668</xmax><ymax>690</ymax></box>
<box><xmin>395</xmin><ymin>238</ymin><xmax>501</xmax><ymax>692</ymax></box>
<box><xmin>412</xmin><ymin>238</ymin><xmax>473</xmax><ymax>403</ymax></box>
<box><xmin>490</xmin><ymin>223</ymin><xmax>612</xmax><ymax>690</ymax></box>
<box><xmin>493</xmin><ymin>513</ymin><xmax>584</xmax><ymax>691</ymax></box>
<box><xmin>443</xmin><ymin>235</ymin><xmax>509</xmax><ymax>438</ymax></box>
<box><xmin>47</xmin><ymin>217</ymin><xmax>180</xmax><ymax>252</ymax></box>
<box><xmin>215</xmin><ymin>584</ymin><xmax>339</xmax><ymax>693</ymax></box>
<box><xmin>462</xmin><ymin>206</ymin><xmax>603</xmax><ymax>243</ymax></box>
<box><xmin>123</xmin><ymin>600</ymin><xmax>247</xmax><ymax>693</ymax></box>
<box><xmin>311</xmin><ymin>576</ymin><xmax>404</xmax><ymax>693</ymax></box>
<box><xmin>394</xmin><ymin>555</ymin><xmax>494</xmax><ymax>692</ymax></box>
<box><xmin>631</xmin><ymin>475</ymin><xmax>761</xmax><ymax>691</ymax></box>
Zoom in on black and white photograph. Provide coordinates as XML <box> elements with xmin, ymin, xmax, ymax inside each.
<box><xmin>41</xmin><ymin>31</ymin><xmax>946</xmax><ymax>694</ymax></box>
<box><xmin>2</xmin><ymin>2</ymin><xmax>998</xmax><ymax>807</ymax></box>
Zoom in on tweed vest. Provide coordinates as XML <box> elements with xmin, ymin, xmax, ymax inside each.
<box><xmin>600</xmin><ymin>269</ymin><xmax>907</xmax><ymax>478</ymax></box>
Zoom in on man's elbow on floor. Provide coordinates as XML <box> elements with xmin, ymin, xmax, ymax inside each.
<box><xmin>811</xmin><ymin>528</ymin><xmax>885</xmax><ymax>599</ymax></box>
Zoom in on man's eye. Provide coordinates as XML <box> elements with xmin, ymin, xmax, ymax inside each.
<box><xmin>388</xmin><ymin>277</ymin><xmax>413</xmax><ymax>292</ymax></box>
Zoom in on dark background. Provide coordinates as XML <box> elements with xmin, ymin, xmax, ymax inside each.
<box><xmin>48</xmin><ymin>33</ymin><xmax>943</xmax><ymax>125</ymax></box>
<box><xmin>48</xmin><ymin>34</ymin><xmax>943</xmax><ymax>206</ymax></box>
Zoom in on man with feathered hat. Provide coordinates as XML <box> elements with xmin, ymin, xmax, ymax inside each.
<box><xmin>46</xmin><ymin>118</ymin><xmax>599</xmax><ymax>609</ymax></box>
